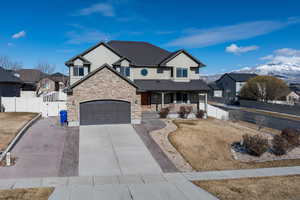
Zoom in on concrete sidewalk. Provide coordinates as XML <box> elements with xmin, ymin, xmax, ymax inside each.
<box><xmin>1</xmin><ymin>166</ymin><xmax>300</xmax><ymax>199</ymax></box>
<box><xmin>79</xmin><ymin>125</ymin><xmax>162</xmax><ymax>176</ymax></box>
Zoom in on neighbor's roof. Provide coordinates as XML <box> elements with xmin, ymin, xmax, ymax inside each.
<box><xmin>134</xmin><ymin>79</ymin><xmax>209</xmax><ymax>92</ymax></box>
<box><xmin>16</xmin><ymin>69</ymin><xmax>46</xmax><ymax>83</ymax></box>
<box><xmin>0</xmin><ymin>67</ymin><xmax>23</xmax><ymax>84</ymax></box>
<box><xmin>217</xmin><ymin>73</ymin><xmax>258</xmax><ymax>82</ymax></box>
<box><xmin>66</xmin><ymin>40</ymin><xmax>205</xmax><ymax>67</ymax></box>
<box><xmin>45</xmin><ymin>72</ymin><xmax>68</xmax><ymax>84</ymax></box>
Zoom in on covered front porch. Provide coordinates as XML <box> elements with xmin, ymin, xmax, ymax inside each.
<box><xmin>141</xmin><ymin>91</ymin><xmax>208</xmax><ymax>113</ymax></box>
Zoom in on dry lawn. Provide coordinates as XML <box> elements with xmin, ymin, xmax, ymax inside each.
<box><xmin>168</xmin><ymin>119</ymin><xmax>300</xmax><ymax>171</ymax></box>
<box><xmin>0</xmin><ymin>187</ymin><xmax>54</xmax><ymax>200</ymax></box>
<box><xmin>194</xmin><ymin>176</ymin><xmax>300</xmax><ymax>200</ymax></box>
<box><xmin>0</xmin><ymin>112</ymin><xmax>38</xmax><ymax>151</ymax></box>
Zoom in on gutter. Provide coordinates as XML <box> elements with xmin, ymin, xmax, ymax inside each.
<box><xmin>0</xmin><ymin>113</ymin><xmax>41</xmax><ymax>162</ymax></box>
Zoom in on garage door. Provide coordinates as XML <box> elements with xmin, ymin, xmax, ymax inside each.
<box><xmin>80</xmin><ymin>100</ymin><xmax>131</xmax><ymax>125</ymax></box>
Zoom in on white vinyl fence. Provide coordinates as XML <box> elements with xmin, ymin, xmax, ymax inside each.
<box><xmin>199</xmin><ymin>103</ymin><xmax>229</xmax><ymax>120</ymax></box>
<box><xmin>1</xmin><ymin>97</ymin><xmax>66</xmax><ymax>117</ymax></box>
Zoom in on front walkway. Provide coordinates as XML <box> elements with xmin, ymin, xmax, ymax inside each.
<box><xmin>79</xmin><ymin>124</ymin><xmax>162</xmax><ymax>176</ymax></box>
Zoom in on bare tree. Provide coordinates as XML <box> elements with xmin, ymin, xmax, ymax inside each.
<box><xmin>35</xmin><ymin>62</ymin><xmax>56</xmax><ymax>74</ymax></box>
<box><xmin>0</xmin><ymin>56</ymin><xmax>23</xmax><ymax>70</ymax></box>
<box><xmin>254</xmin><ymin>115</ymin><xmax>267</xmax><ymax>131</ymax></box>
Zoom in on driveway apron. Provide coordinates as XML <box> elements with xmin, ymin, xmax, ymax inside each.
<box><xmin>79</xmin><ymin>124</ymin><xmax>162</xmax><ymax>176</ymax></box>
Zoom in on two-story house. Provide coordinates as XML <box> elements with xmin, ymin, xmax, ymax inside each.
<box><xmin>65</xmin><ymin>40</ymin><xmax>209</xmax><ymax>126</ymax></box>
<box><xmin>215</xmin><ymin>73</ymin><xmax>257</xmax><ymax>100</ymax></box>
<box><xmin>37</xmin><ymin>72</ymin><xmax>68</xmax><ymax>101</ymax></box>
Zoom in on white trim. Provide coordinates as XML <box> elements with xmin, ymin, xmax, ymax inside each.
<box><xmin>68</xmin><ymin>121</ymin><xmax>79</xmax><ymax>127</ymax></box>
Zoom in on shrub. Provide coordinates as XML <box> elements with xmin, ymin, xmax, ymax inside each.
<box><xmin>158</xmin><ymin>107</ymin><xmax>170</xmax><ymax>118</ymax></box>
<box><xmin>242</xmin><ymin>134</ymin><xmax>269</xmax><ymax>156</ymax></box>
<box><xmin>196</xmin><ymin>110</ymin><xmax>205</xmax><ymax>119</ymax></box>
<box><xmin>281</xmin><ymin>128</ymin><xmax>300</xmax><ymax>147</ymax></box>
<box><xmin>272</xmin><ymin>135</ymin><xmax>291</xmax><ymax>156</ymax></box>
<box><xmin>178</xmin><ymin>106</ymin><xmax>186</xmax><ymax>118</ymax></box>
<box><xmin>177</xmin><ymin>106</ymin><xmax>193</xmax><ymax>119</ymax></box>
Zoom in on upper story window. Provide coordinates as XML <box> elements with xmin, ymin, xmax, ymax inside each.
<box><xmin>141</xmin><ymin>69</ymin><xmax>148</xmax><ymax>76</ymax></box>
<box><xmin>73</xmin><ymin>66</ymin><xmax>84</xmax><ymax>76</ymax></box>
<box><xmin>120</xmin><ymin>66</ymin><xmax>130</xmax><ymax>77</ymax></box>
<box><xmin>176</xmin><ymin>68</ymin><xmax>188</xmax><ymax>78</ymax></box>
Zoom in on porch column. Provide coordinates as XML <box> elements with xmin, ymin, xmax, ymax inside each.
<box><xmin>198</xmin><ymin>93</ymin><xmax>208</xmax><ymax>113</ymax></box>
<box><xmin>187</xmin><ymin>93</ymin><xmax>191</xmax><ymax>104</ymax></box>
<box><xmin>173</xmin><ymin>93</ymin><xmax>176</xmax><ymax>103</ymax></box>
<box><xmin>161</xmin><ymin>92</ymin><xmax>165</xmax><ymax>108</ymax></box>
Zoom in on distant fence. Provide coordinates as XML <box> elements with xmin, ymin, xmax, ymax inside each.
<box><xmin>1</xmin><ymin>97</ymin><xmax>66</xmax><ymax>117</ymax></box>
<box><xmin>239</xmin><ymin>100</ymin><xmax>300</xmax><ymax>116</ymax></box>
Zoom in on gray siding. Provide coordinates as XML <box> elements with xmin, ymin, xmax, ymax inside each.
<box><xmin>0</xmin><ymin>83</ymin><xmax>21</xmax><ymax>97</ymax></box>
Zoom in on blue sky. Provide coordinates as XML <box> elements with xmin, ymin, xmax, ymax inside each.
<box><xmin>1</xmin><ymin>0</ymin><xmax>300</xmax><ymax>75</ymax></box>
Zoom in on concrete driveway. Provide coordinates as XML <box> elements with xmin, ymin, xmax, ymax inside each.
<box><xmin>0</xmin><ymin>117</ymin><xmax>79</xmax><ymax>179</ymax></box>
<box><xmin>79</xmin><ymin>124</ymin><xmax>162</xmax><ymax>176</ymax></box>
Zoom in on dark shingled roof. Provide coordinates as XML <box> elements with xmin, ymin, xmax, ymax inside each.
<box><xmin>0</xmin><ymin>67</ymin><xmax>23</xmax><ymax>83</ymax></box>
<box><xmin>47</xmin><ymin>72</ymin><xmax>68</xmax><ymax>84</ymax></box>
<box><xmin>107</xmin><ymin>40</ymin><xmax>171</xmax><ymax>66</ymax></box>
<box><xmin>16</xmin><ymin>69</ymin><xmax>46</xmax><ymax>83</ymax></box>
<box><xmin>218</xmin><ymin>73</ymin><xmax>258</xmax><ymax>82</ymax></box>
<box><xmin>66</xmin><ymin>40</ymin><xmax>206</xmax><ymax>68</ymax></box>
<box><xmin>134</xmin><ymin>79</ymin><xmax>209</xmax><ymax>92</ymax></box>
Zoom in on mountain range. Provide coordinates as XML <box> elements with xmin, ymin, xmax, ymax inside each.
<box><xmin>202</xmin><ymin>62</ymin><xmax>300</xmax><ymax>84</ymax></box>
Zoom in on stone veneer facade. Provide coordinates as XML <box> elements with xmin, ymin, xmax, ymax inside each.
<box><xmin>67</xmin><ymin>67</ymin><xmax>141</xmax><ymax>126</ymax></box>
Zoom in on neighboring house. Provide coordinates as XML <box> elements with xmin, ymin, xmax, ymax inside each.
<box><xmin>216</xmin><ymin>73</ymin><xmax>257</xmax><ymax>99</ymax></box>
<box><xmin>286</xmin><ymin>91</ymin><xmax>300</xmax><ymax>104</ymax></box>
<box><xmin>16</xmin><ymin>69</ymin><xmax>46</xmax><ymax>97</ymax></box>
<box><xmin>208</xmin><ymin>82</ymin><xmax>223</xmax><ymax>98</ymax></box>
<box><xmin>65</xmin><ymin>40</ymin><xmax>209</xmax><ymax>126</ymax></box>
<box><xmin>0</xmin><ymin>67</ymin><xmax>23</xmax><ymax>97</ymax></box>
<box><xmin>287</xmin><ymin>83</ymin><xmax>300</xmax><ymax>104</ymax></box>
<box><xmin>37</xmin><ymin>72</ymin><xmax>68</xmax><ymax>101</ymax></box>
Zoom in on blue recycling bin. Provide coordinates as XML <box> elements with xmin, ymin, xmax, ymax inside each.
<box><xmin>59</xmin><ymin>110</ymin><xmax>68</xmax><ymax>125</ymax></box>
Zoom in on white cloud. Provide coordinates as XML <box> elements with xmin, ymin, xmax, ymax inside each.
<box><xmin>75</xmin><ymin>3</ymin><xmax>115</xmax><ymax>17</ymax></box>
<box><xmin>12</xmin><ymin>30</ymin><xmax>26</xmax><ymax>39</ymax></box>
<box><xmin>66</xmin><ymin>30</ymin><xmax>110</xmax><ymax>44</ymax></box>
<box><xmin>166</xmin><ymin>17</ymin><xmax>300</xmax><ymax>48</ymax></box>
<box><xmin>260</xmin><ymin>48</ymin><xmax>300</xmax><ymax>65</ymax></box>
<box><xmin>225</xmin><ymin>44</ymin><xmax>259</xmax><ymax>54</ymax></box>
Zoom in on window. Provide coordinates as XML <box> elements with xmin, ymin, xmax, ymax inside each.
<box><xmin>195</xmin><ymin>68</ymin><xmax>200</xmax><ymax>74</ymax></box>
<box><xmin>73</xmin><ymin>66</ymin><xmax>84</xmax><ymax>76</ymax></box>
<box><xmin>176</xmin><ymin>68</ymin><xmax>188</xmax><ymax>78</ymax></box>
<box><xmin>141</xmin><ymin>69</ymin><xmax>148</xmax><ymax>76</ymax></box>
<box><xmin>120</xmin><ymin>66</ymin><xmax>130</xmax><ymax>77</ymax></box>
<box><xmin>157</xmin><ymin>68</ymin><xmax>163</xmax><ymax>74</ymax></box>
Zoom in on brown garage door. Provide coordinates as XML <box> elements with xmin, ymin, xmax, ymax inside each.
<box><xmin>80</xmin><ymin>100</ymin><xmax>131</xmax><ymax>125</ymax></box>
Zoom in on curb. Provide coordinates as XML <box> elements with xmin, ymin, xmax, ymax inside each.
<box><xmin>0</xmin><ymin>113</ymin><xmax>42</xmax><ymax>162</ymax></box>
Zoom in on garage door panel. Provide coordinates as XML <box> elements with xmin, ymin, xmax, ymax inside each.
<box><xmin>80</xmin><ymin>100</ymin><xmax>130</xmax><ymax>125</ymax></box>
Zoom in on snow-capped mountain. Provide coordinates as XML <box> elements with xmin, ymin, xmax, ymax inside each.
<box><xmin>202</xmin><ymin>48</ymin><xmax>300</xmax><ymax>83</ymax></box>
<box><xmin>235</xmin><ymin>62</ymin><xmax>300</xmax><ymax>83</ymax></box>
